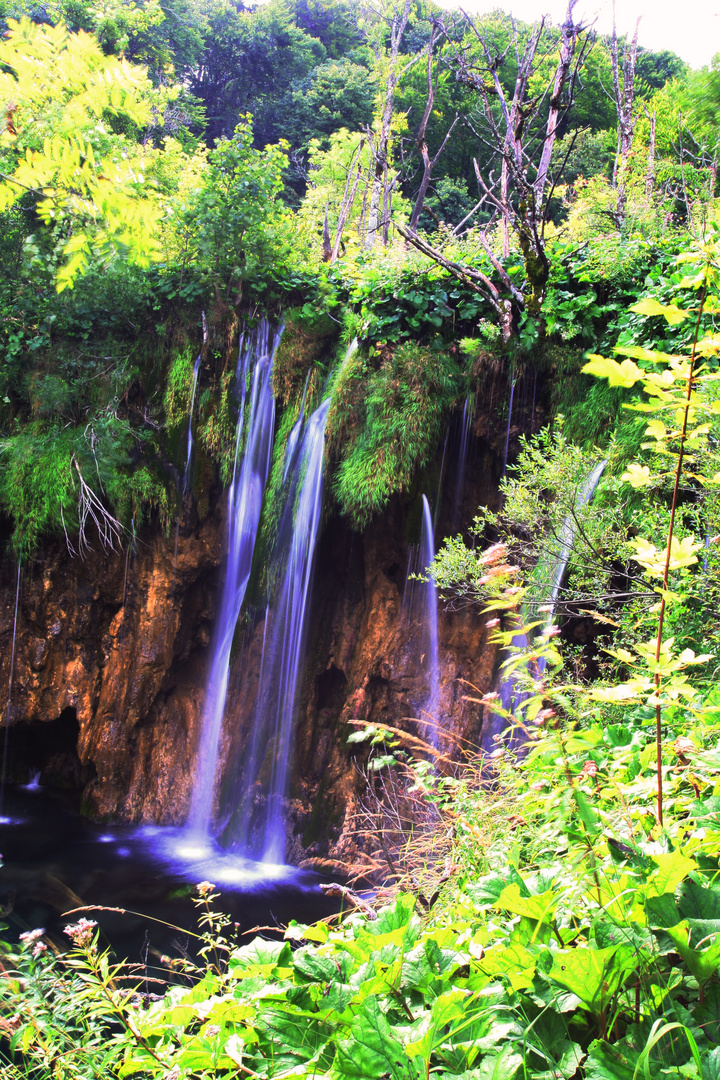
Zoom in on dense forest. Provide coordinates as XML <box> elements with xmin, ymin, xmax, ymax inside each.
<box><xmin>2</xmin><ymin>0</ymin><xmax>720</xmax><ymax>1076</ymax></box>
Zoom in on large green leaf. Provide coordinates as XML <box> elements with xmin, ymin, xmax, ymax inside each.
<box><xmin>695</xmin><ymin>984</ymin><xmax>720</xmax><ymax>1046</ymax></box>
<box><xmin>584</xmin><ymin>1039</ymin><xmax>641</xmax><ymax>1080</ymax></box>
<box><xmin>494</xmin><ymin>883</ymin><xmax>559</xmax><ymax>924</ymax></box>
<box><xmin>333</xmin><ymin>995</ymin><xmax>422</xmax><ymax>1079</ymax></box>
<box><xmin>437</xmin><ymin>1045</ymin><xmax>523</xmax><ymax>1080</ymax></box>
<box><xmin>402</xmin><ymin>938</ymin><xmax>466</xmax><ymax>993</ymax></box>
<box><xmin>293</xmin><ymin>946</ymin><xmax>338</xmax><ymax>983</ymax></box>
<box><xmin>702</xmin><ymin>1047</ymin><xmax>720</xmax><ymax>1080</ymax></box>
<box><xmin>465</xmin><ymin>869</ymin><xmax>527</xmax><ymax>909</ymax></box>
<box><xmin>478</xmin><ymin>942</ymin><xmax>537</xmax><ymax>991</ymax></box>
<box><xmin>665</xmin><ymin>921</ymin><xmax>720</xmax><ymax>985</ymax></box>
<box><xmin>646</xmin><ymin>851</ymin><xmax>697</xmax><ymax>898</ymax></box>
<box><xmin>677</xmin><ymin>879</ymin><xmax>720</xmax><ymax>921</ymax></box>
<box><xmin>229</xmin><ymin>937</ymin><xmax>291</xmax><ymax>976</ymax></box>
<box><xmin>547</xmin><ymin>946</ymin><xmax>635</xmax><ymax>1015</ymax></box>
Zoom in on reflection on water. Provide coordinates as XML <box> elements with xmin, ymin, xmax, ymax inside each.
<box><xmin>0</xmin><ymin>786</ymin><xmax>340</xmax><ymax>968</ymax></box>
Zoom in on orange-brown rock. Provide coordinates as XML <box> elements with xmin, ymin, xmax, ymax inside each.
<box><xmin>0</xmin><ymin>455</ymin><xmax>501</xmax><ymax>866</ymax></box>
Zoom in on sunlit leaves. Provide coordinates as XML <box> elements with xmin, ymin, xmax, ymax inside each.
<box><xmin>581</xmin><ymin>354</ymin><xmax>642</xmax><ymax>388</ymax></box>
<box><xmin>621</xmin><ymin>462</ymin><xmax>651</xmax><ymax>487</ymax></box>
<box><xmin>630</xmin><ymin>534</ymin><xmax>701</xmax><ymax>576</ymax></box>
<box><xmin>0</xmin><ymin>17</ymin><xmax>162</xmax><ymax>288</ymax></box>
<box><xmin>629</xmin><ymin>297</ymin><xmax>690</xmax><ymax>325</ymax></box>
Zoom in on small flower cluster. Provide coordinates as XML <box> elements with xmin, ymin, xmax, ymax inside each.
<box><xmin>19</xmin><ymin>927</ymin><xmax>47</xmax><ymax>958</ymax></box>
<box><xmin>195</xmin><ymin>881</ymin><xmax>216</xmax><ymax>898</ymax></box>
<box><xmin>64</xmin><ymin>918</ymin><xmax>97</xmax><ymax>949</ymax></box>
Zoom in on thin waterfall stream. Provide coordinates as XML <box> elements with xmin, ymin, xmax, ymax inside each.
<box><xmin>490</xmin><ymin>458</ymin><xmax>608</xmax><ymax>747</ymax></box>
<box><xmin>230</xmin><ymin>339</ymin><xmax>358</xmax><ymax>862</ymax></box>
<box><xmin>187</xmin><ymin>321</ymin><xmax>280</xmax><ymax>840</ymax></box>
<box><xmin>183</xmin><ymin>355</ymin><xmax>201</xmax><ymax>494</ymax></box>
<box><xmin>0</xmin><ymin>561</ymin><xmax>21</xmax><ymax>824</ymax></box>
<box><xmin>420</xmin><ymin>495</ymin><xmax>440</xmax><ymax>746</ymax></box>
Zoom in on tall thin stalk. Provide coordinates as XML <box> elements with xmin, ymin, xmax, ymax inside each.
<box><xmin>653</xmin><ymin>282</ymin><xmax>707</xmax><ymax>826</ymax></box>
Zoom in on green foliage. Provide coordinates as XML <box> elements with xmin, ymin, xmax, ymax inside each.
<box><xmin>0</xmin><ymin>17</ymin><xmax>166</xmax><ymax>289</ymax></box>
<box><xmin>174</xmin><ymin>117</ymin><xmax>291</xmax><ymax>302</ymax></box>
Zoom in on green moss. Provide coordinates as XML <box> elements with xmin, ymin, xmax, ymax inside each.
<box><xmin>249</xmin><ymin>403</ymin><xmax>302</xmax><ymax>606</ymax></box>
<box><xmin>198</xmin><ymin>370</ymin><xmax>238</xmax><ymax>485</ymax></box>
<box><xmin>328</xmin><ymin>340</ymin><xmax>463</xmax><ymax>529</ymax></box>
<box><xmin>272</xmin><ymin>310</ymin><xmax>338</xmax><ymax>406</ymax></box>
<box><xmin>112</xmin><ymin>465</ymin><xmax>173</xmax><ymax>534</ymax></box>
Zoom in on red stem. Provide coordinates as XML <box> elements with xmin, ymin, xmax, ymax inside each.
<box><xmin>653</xmin><ymin>284</ymin><xmax>707</xmax><ymax>826</ymax></box>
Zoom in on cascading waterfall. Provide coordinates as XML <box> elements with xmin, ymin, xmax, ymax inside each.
<box><xmin>173</xmin><ymin>354</ymin><xmax>202</xmax><ymax>567</ymax></box>
<box><xmin>230</xmin><ymin>339</ymin><xmax>357</xmax><ymax>862</ymax></box>
<box><xmin>261</xmin><ymin>397</ymin><xmax>333</xmax><ymax>863</ymax></box>
<box><xmin>420</xmin><ymin>495</ymin><xmax>441</xmax><ymax>745</ymax></box>
<box><xmin>186</xmin><ymin>322</ymin><xmax>280</xmax><ymax>838</ymax></box>
<box><xmin>0</xmin><ymin>561</ymin><xmax>21</xmax><ymax>823</ymax></box>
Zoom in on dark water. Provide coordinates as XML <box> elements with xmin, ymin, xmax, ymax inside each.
<box><xmin>0</xmin><ymin>786</ymin><xmax>342</xmax><ymax>976</ymax></box>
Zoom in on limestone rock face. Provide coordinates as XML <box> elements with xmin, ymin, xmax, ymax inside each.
<box><xmin>0</xmin><ymin>509</ymin><xmax>224</xmax><ymax>821</ymax></box>
<box><xmin>0</xmin><ymin>447</ymin><xmax>501</xmax><ymax>865</ymax></box>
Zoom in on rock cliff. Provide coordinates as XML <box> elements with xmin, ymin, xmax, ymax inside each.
<box><xmin>0</xmin><ymin>436</ymin><xmax>503</xmax><ymax>869</ymax></box>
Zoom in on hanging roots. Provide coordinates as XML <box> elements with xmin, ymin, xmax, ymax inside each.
<box><xmin>69</xmin><ymin>455</ymin><xmax>123</xmax><ymax>558</ymax></box>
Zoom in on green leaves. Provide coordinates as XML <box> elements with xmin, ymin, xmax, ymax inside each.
<box><xmin>630</xmin><ymin>298</ymin><xmax>690</xmax><ymax>325</ymax></box>
<box><xmin>582</xmin><ymin>354</ymin><xmax>642</xmax><ymax>387</ymax></box>
<box><xmin>335</xmin><ymin>997</ymin><xmax>422</xmax><ymax>1079</ymax></box>
<box><xmin>0</xmin><ymin>18</ymin><xmax>162</xmax><ymax>290</ymax></box>
<box><xmin>547</xmin><ymin>946</ymin><xmax>636</xmax><ymax>1016</ymax></box>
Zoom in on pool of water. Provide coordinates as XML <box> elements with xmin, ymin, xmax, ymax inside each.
<box><xmin>0</xmin><ymin>785</ymin><xmax>342</xmax><ymax>973</ymax></box>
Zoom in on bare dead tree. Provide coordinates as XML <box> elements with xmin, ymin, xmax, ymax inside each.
<box><xmin>407</xmin><ymin>24</ymin><xmax>461</xmax><ymax>232</ymax></box>
<box><xmin>330</xmin><ymin>137</ymin><xmax>365</xmax><ymax>263</ymax></box>
<box><xmin>400</xmin><ymin>1</ymin><xmax>590</xmax><ymax>338</ymax></box>
<box><xmin>644</xmin><ymin>104</ymin><xmax>656</xmax><ymax>200</ymax></box>
<box><xmin>610</xmin><ymin>6</ymin><xmax>641</xmax><ymax>225</ymax></box>
<box><xmin>365</xmin><ymin>0</ymin><xmax>418</xmax><ymax>249</ymax></box>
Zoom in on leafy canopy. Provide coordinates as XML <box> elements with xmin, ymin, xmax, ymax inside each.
<box><xmin>0</xmin><ymin>16</ymin><xmax>163</xmax><ymax>288</ymax></box>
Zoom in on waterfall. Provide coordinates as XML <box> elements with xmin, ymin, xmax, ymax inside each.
<box><xmin>186</xmin><ymin>322</ymin><xmax>280</xmax><ymax>837</ymax></box>
<box><xmin>0</xmin><ymin>561</ymin><xmax>21</xmax><ymax>823</ymax></box>
<box><xmin>420</xmin><ymin>495</ymin><xmax>441</xmax><ymax>746</ymax></box>
<box><xmin>452</xmin><ymin>395</ymin><xmax>474</xmax><ymax>531</ymax></box>
<box><xmin>503</xmin><ymin>378</ymin><xmax>516</xmax><ymax>474</ymax></box>
<box><xmin>229</xmin><ymin>340</ymin><xmax>357</xmax><ymax>862</ymax></box>
<box><xmin>182</xmin><ymin>354</ymin><xmax>201</xmax><ymax>494</ymax></box>
<box><xmin>262</xmin><ymin>397</ymin><xmax>332</xmax><ymax>863</ymax></box>
<box><xmin>492</xmin><ymin>459</ymin><xmax>608</xmax><ymax>743</ymax></box>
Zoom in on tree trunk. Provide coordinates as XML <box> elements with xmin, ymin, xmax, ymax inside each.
<box><xmin>611</xmin><ymin>5</ymin><xmax>640</xmax><ymax>226</ymax></box>
<box><xmin>645</xmin><ymin>108</ymin><xmax>656</xmax><ymax>201</ymax></box>
<box><xmin>330</xmin><ymin>139</ymin><xmax>365</xmax><ymax>263</ymax></box>
<box><xmin>365</xmin><ymin>0</ymin><xmax>412</xmax><ymax>249</ymax></box>
<box><xmin>322</xmin><ymin>204</ymin><xmax>332</xmax><ymax>262</ymax></box>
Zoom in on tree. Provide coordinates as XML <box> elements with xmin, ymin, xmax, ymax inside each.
<box><xmin>174</xmin><ymin>117</ymin><xmax>290</xmax><ymax>301</ymax></box>
<box><xmin>406</xmin><ymin>23</ymin><xmax>460</xmax><ymax>232</ymax></box>
<box><xmin>609</xmin><ymin>5</ymin><xmax>640</xmax><ymax>227</ymax></box>
<box><xmin>0</xmin><ymin>17</ymin><xmax>165</xmax><ymax>289</ymax></box>
<box><xmin>282</xmin><ymin>58</ymin><xmax>377</xmax><ymax>155</ymax></box>
<box><xmin>181</xmin><ymin>0</ymin><xmax>325</xmax><ymax>145</ymax></box>
<box><xmin>363</xmin><ymin>0</ymin><xmax>414</xmax><ymax>249</ymax></box>
<box><xmin>399</xmin><ymin>1</ymin><xmax>591</xmax><ymax>340</ymax></box>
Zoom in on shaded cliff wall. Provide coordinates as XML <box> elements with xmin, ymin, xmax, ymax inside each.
<box><xmin>0</xmin><ymin>429</ymin><xmax>505</xmax><ymax>859</ymax></box>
